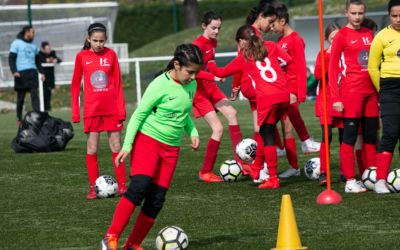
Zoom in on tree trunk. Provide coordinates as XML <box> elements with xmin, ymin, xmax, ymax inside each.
<box><xmin>183</xmin><ymin>0</ymin><xmax>199</xmax><ymax>29</ymax></box>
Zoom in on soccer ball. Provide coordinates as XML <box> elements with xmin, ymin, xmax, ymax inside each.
<box><xmin>387</xmin><ymin>168</ymin><xmax>400</xmax><ymax>193</ymax></box>
<box><xmin>361</xmin><ymin>166</ymin><xmax>377</xmax><ymax>191</ymax></box>
<box><xmin>235</xmin><ymin>138</ymin><xmax>257</xmax><ymax>163</ymax></box>
<box><xmin>155</xmin><ymin>226</ymin><xmax>189</xmax><ymax>250</ymax></box>
<box><xmin>304</xmin><ymin>157</ymin><xmax>320</xmax><ymax>180</ymax></box>
<box><xmin>94</xmin><ymin>175</ymin><xmax>118</xmax><ymax>198</ymax></box>
<box><xmin>219</xmin><ymin>160</ymin><xmax>242</xmax><ymax>182</ymax></box>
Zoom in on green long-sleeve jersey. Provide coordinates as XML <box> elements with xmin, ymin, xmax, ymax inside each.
<box><xmin>122</xmin><ymin>72</ymin><xmax>198</xmax><ymax>152</ymax></box>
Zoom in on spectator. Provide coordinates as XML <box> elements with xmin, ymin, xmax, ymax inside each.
<box><xmin>38</xmin><ymin>41</ymin><xmax>62</xmax><ymax>111</ymax></box>
<box><xmin>8</xmin><ymin>25</ymin><xmax>45</xmax><ymax>125</ymax></box>
<box><xmin>306</xmin><ymin>67</ymin><xmax>318</xmax><ymax>100</ymax></box>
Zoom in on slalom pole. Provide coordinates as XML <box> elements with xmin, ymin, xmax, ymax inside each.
<box><xmin>316</xmin><ymin>0</ymin><xmax>342</xmax><ymax>205</ymax></box>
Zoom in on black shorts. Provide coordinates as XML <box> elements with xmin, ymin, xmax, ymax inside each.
<box><xmin>14</xmin><ymin>69</ymin><xmax>38</xmax><ymax>91</ymax></box>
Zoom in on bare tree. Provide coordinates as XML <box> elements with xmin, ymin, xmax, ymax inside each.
<box><xmin>183</xmin><ymin>0</ymin><xmax>199</xmax><ymax>28</ymax></box>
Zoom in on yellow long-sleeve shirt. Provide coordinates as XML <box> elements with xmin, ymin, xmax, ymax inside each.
<box><xmin>368</xmin><ymin>25</ymin><xmax>400</xmax><ymax>91</ymax></box>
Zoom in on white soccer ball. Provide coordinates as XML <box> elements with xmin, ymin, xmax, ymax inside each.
<box><xmin>361</xmin><ymin>166</ymin><xmax>377</xmax><ymax>191</ymax></box>
<box><xmin>235</xmin><ymin>138</ymin><xmax>257</xmax><ymax>163</ymax></box>
<box><xmin>94</xmin><ymin>175</ymin><xmax>118</xmax><ymax>198</ymax></box>
<box><xmin>387</xmin><ymin>168</ymin><xmax>400</xmax><ymax>193</ymax></box>
<box><xmin>304</xmin><ymin>157</ymin><xmax>320</xmax><ymax>180</ymax></box>
<box><xmin>219</xmin><ymin>160</ymin><xmax>242</xmax><ymax>182</ymax></box>
<box><xmin>155</xmin><ymin>226</ymin><xmax>189</xmax><ymax>250</ymax></box>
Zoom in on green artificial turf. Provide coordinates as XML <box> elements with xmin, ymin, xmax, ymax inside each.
<box><xmin>1</xmin><ymin>101</ymin><xmax>399</xmax><ymax>250</ymax></box>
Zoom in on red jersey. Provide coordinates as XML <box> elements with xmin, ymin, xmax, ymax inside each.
<box><xmin>70</xmin><ymin>47</ymin><xmax>126</xmax><ymax>122</ymax></box>
<box><xmin>277</xmin><ymin>31</ymin><xmax>307</xmax><ymax>102</ymax></box>
<box><xmin>192</xmin><ymin>35</ymin><xmax>218</xmax><ymax>93</ymax></box>
<box><xmin>208</xmin><ymin>41</ymin><xmax>291</xmax><ymax>125</ymax></box>
<box><xmin>328</xmin><ymin>26</ymin><xmax>377</xmax><ymax>102</ymax></box>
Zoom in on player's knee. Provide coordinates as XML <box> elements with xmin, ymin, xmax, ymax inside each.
<box><xmin>260</xmin><ymin>124</ymin><xmax>275</xmax><ymax>146</ymax></box>
<box><xmin>212</xmin><ymin>124</ymin><xmax>224</xmax><ymax>138</ymax></box>
<box><xmin>141</xmin><ymin>184</ymin><xmax>168</xmax><ymax>219</ymax></box>
<box><xmin>124</xmin><ymin>175</ymin><xmax>152</xmax><ymax>206</ymax></box>
<box><xmin>87</xmin><ymin>145</ymin><xmax>98</xmax><ymax>154</ymax></box>
<box><xmin>109</xmin><ymin>141</ymin><xmax>121</xmax><ymax>152</ymax></box>
<box><xmin>363</xmin><ymin>118</ymin><xmax>378</xmax><ymax>144</ymax></box>
<box><xmin>378</xmin><ymin>135</ymin><xmax>397</xmax><ymax>153</ymax></box>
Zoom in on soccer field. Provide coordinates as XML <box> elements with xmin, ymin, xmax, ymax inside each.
<box><xmin>1</xmin><ymin>101</ymin><xmax>400</xmax><ymax>250</ymax></box>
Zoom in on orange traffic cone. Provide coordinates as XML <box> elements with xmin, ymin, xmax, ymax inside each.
<box><xmin>272</xmin><ymin>194</ymin><xmax>307</xmax><ymax>250</ymax></box>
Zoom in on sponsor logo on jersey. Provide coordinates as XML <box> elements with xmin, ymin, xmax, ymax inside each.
<box><xmin>362</xmin><ymin>37</ymin><xmax>371</xmax><ymax>45</ymax></box>
<box><xmin>90</xmin><ymin>70</ymin><xmax>108</xmax><ymax>89</ymax></box>
<box><xmin>357</xmin><ymin>49</ymin><xmax>369</xmax><ymax>69</ymax></box>
<box><xmin>281</xmin><ymin>43</ymin><xmax>288</xmax><ymax>51</ymax></box>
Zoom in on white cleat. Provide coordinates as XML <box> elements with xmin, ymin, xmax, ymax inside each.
<box><xmin>301</xmin><ymin>138</ymin><xmax>321</xmax><ymax>154</ymax></box>
<box><xmin>345</xmin><ymin>179</ymin><xmax>367</xmax><ymax>193</ymax></box>
<box><xmin>277</xmin><ymin>147</ymin><xmax>286</xmax><ymax>157</ymax></box>
<box><xmin>253</xmin><ymin>163</ymin><xmax>269</xmax><ymax>184</ymax></box>
<box><xmin>375</xmin><ymin>179</ymin><xmax>391</xmax><ymax>194</ymax></box>
<box><xmin>279</xmin><ymin>167</ymin><xmax>300</xmax><ymax>178</ymax></box>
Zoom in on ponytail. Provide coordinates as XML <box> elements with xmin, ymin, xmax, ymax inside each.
<box><xmin>236</xmin><ymin>25</ymin><xmax>267</xmax><ymax>61</ymax></box>
<box><xmin>154</xmin><ymin>44</ymin><xmax>203</xmax><ymax>78</ymax></box>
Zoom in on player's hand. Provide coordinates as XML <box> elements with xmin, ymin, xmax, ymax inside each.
<box><xmin>290</xmin><ymin>93</ymin><xmax>298</xmax><ymax>104</ymax></box>
<box><xmin>40</xmin><ymin>73</ymin><xmax>45</xmax><ymax>82</ymax></box>
<box><xmin>190</xmin><ymin>136</ymin><xmax>200</xmax><ymax>151</ymax></box>
<box><xmin>333</xmin><ymin>101</ymin><xmax>344</xmax><ymax>112</ymax></box>
<box><xmin>115</xmin><ymin>150</ymin><xmax>129</xmax><ymax>167</ymax></box>
<box><xmin>13</xmin><ymin>72</ymin><xmax>20</xmax><ymax>78</ymax></box>
<box><xmin>230</xmin><ymin>87</ymin><xmax>240</xmax><ymax>101</ymax></box>
<box><xmin>214</xmin><ymin>76</ymin><xmax>226</xmax><ymax>83</ymax></box>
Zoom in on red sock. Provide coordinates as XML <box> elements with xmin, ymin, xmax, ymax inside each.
<box><xmin>376</xmin><ymin>152</ymin><xmax>393</xmax><ymax>180</ymax></box>
<box><xmin>200</xmin><ymin>138</ymin><xmax>220</xmax><ymax>174</ymax></box>
<box><xmin>253</xmin><ymin>132</ymin><xmax>264</xmax><ymax>170</ymax></box>
<box><xmin>274</xmin><ymin>125</ymin><xmax>284</xmax><ymax>149</ymax></box>
<box><xmin>112</xmin><ymin>152</ymin><xmax>127</xmax><ymax>187</ymax></box>
<box><xmin>362</xmin><ymin>143</ymin><xmax>377</xmax><ymax>169</ymax></box>
<box><xmin>229</xmin><ymin>125</ymin><xmax>242</xmax><ymax>159</ymax></box>
<box><xmin>355</xmin><ymin>149</ymin><xmax>365</xmax><ymax>177</ymax></box>
<box><xmin>340</xmin><ymin>143</ymin><xmax>355</xmax><ymax>180</ymax></box>
<box><xmin>125</xmin><ymin>210</ymin><xmax>155</xmax><ymax>247</ymax></box>
<box><xmin>287</xmin><ymin>103</ymin><xmax>310</xmax><ymax>141</ymax></box>
<box><xmin>319</xmin><ymin>142</ymin><xmax>327</xmax><ymax>173</ymax></box>
<box><xmin>284</xmin><ymin>137</ymin><xmax>298</xmax><ymax>169</ymax></box>
<box><xmin>264</xmin><ymin>145</ymin><xmax>278</xmax><ymax>178</ymax></box>
<box><xmin>106</xmin><ymin>196</ymin><xmax>136</xmax><ymax>237</ymax></box>
<box><xmin>86</xmin><ymin>154</ymin><xmax>99</xmax><ymax>186</ymax></box>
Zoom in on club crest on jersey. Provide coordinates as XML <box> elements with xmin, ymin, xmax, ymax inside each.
<box><xmin>397</xmin><ymin>49</ymin><xmax>400</xmax><ymax>59</ymax></box>
<box><xmin>362</xmin><ymin>37</ymin><xmax>371</xmax><ymax>45</ymax></box>
<box><xmin>357</xmin><ymin>49</ymin><xmax>369</xmax><ymax>69</ymax></box>
<box><xmin>100</xmin><ymin>58</ymin><xmax>110</xmax><ymax>67</ymax></box>
<box><xmin>90</xmin><ymin>70</ymin><xmax>108</xmax><ymax>89</ymax></box>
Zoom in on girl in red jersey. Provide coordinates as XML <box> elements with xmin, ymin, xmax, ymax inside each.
<box><xmin>208</xmin><ymin>24</ymin><xmax>294</xmax><ymax>189</ymax></box>
<box><xmin>192</xmin><ymin>11</ymin><xmax>243</xmax><ymax>182</ymax></box>
<box><xmin>313</xmin><ymin>23</ymin><xmax>343</xmax><ymax>185</ymax></box>
<box><xmin>271</xmin><ymin>3</ymin><xmax>321</xmax><ymax>179</ymax></box>
<box><xmin>329</xmin><ymin>0</ymin><xmax>379</xmax><ymax>193</ymax></box>
<box><xmin>101</xmin><ymin>44</ymin><xmax>202</xmax><ymax>250</ymax></box>
<box><xmin>70</xmin><ymin>23</ymin><xmax>127</xmax><ymax>200</ymax></box>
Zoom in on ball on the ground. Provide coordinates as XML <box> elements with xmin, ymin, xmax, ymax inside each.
<box><xmin>219</xmin><ymin>160</ymin><xmax>242</xmax><ymax>182</ymax></box>
<box><xmin>155</xmin><ymin>225</ymin><xmax>189</xmax><ymax>250</ymax></box>
<box><xmin>94</xmin><ymin>175</ymin><xmax>118</xmax><ymax>198</ymax></box>
<box><xmin>304</xmin><ymin>157</ymin><xmax>320</xmax><ymax>180</ymax></box>
<box><xmin>386</xmin><ymin>168</ymin><xmax>400</xmax><ymax>193</ymax></box>
<box><xmin>361</xmin><ymin>166</ymin><xmax>377</xmax><ymax>191</ymax></box>
<box><xmin>235</xmin><ymin>138</ymin><xmax>257</xmax><ymax>163</ymax></box>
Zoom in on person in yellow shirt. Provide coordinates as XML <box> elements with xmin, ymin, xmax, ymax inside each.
<box><xmin>368</xmin><ymin>0</ymin><xmax>400</xmax><ymax>194</ymax></box>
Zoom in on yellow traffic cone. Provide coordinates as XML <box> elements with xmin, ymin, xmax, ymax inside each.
<box><xmin>272</xmin><ymin>194</ymin><xmax>307</xmax><ymax>250</ymax></box>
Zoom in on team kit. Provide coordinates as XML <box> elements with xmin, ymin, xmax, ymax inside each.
<box><xmin>65</xmin><ymin>0</ymin><xmax>400</xmax><ymax>249</ymax></box>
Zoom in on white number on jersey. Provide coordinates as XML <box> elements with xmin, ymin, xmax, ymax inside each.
<box><xmin>256</xmin><ymin>58</ymin><xmax>277</xmax><ymax>83</ymax></box>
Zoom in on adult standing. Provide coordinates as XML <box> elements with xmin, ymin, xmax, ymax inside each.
<box><xmin>38</xmin><ymin>41</ymin><xmax>62</xmax><ymax>111</ymax></box>
<box><xmin>8</xmin><ymin>25</ymin><xmax>45</xmax><ymax>124</ymax></box>
<box><xmin>368</xmin><ymin>0</ymin><xmax>400</xmax><ymax>194</ymax></box>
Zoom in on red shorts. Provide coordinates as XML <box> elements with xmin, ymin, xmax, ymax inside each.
<box><xmin>341</xmin><ymin>94</ymin><xmax>379</xmax><ymax>118</ymax></box>
<box><xmin>258</xmin><ymin>102</ymin><xmax>289</xmax><ymax>125</ymax></box>
<box><xmin>241</xmin><ymin>81</ymin><xmax>257</xmax><ymax>111</ymax></box>
<box><xmin>192</xmin><ymin>84</ymin><xmax>226</xmax><ymax>118</ymax></box>
<box><xmin>129</xmin><ymin>132</ymin><xmax>180</xmax><ymax>189</ymax></box>
<box><xmin>83</xmin><ymin>115</ymin><xmax>123</xmax><ymax>133</ymax></box>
